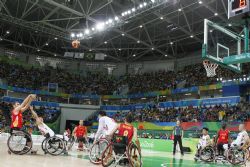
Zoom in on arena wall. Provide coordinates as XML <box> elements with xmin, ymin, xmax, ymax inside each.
<box><xmin>59</xmin><ymin>104</ymin><xmax>99</xmax><ymax>133</ymax></box>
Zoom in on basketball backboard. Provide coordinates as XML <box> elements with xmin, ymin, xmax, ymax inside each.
<box><xmin>202</xmin><ymin>19</ymin><xmax>243</xmax><ymax>73</ymax></box>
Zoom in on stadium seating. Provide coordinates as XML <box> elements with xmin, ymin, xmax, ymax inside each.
<box><xmin>0</xmin><ymin>60</ymin><xmax>249</xmax><ymax>95</ymax></box>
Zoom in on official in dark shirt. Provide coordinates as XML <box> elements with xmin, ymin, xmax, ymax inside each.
<box><xmin>172</xmin><ymin>120</ymin><xmax>184</xmax><ymax>155</ymax></box>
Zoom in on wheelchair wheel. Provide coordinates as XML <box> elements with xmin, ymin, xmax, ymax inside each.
<box><xmin>66</xmin><ymin>136</ymin><xmax>75</xmax><ymax>151</ymax></box>
<box><xmin>89</xmin><ymin>139</ymin><xmax>109</xmax><ymax>164</ymax></box>
<box><xmin>45</xmin><ymin>136</ymin><xmax>65</xmax><ymax>156</ymax></box>
<box><xmin>199</xmin><ymin>146</ymin><xmax>215</xmax><ymax>162</ymax></box>
<box><xmin>7</xmin><ymin>131</ymin><xmax>32</xmax><ymax>155</ymax></box>
<box><xmin>226</xmin><ymin>147</ymin><xmax>248</xmax><ymax>165</ymax></box>
<box><xmin>41</xmin><ymin>138</ymin><xmax>48</xmax><ymax>154</ymax></box>
<box><xmin>128</xmin><ymin>143</ymin><xmax>142</xmax><ymax>167</ymax></box>
<box><xmin>101</xmin><ymin>143</ymin><xmax>116</xmax><ymax>167</ymax></box>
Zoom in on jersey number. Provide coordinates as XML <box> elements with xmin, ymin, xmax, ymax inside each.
<box><xmin>123</xmin><ymin>130</ymin><xmax>128</xmax><ymax>136</ymax></box>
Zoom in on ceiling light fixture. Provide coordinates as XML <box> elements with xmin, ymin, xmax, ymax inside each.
<box><xmin>85</xmin><ymin>29</ymin><xmax>90</xmax><ymax>34</ymax></box>
<box><xmin>114</xmin><ymin>16</ymin><xmax>119</xmax><ymax>21</ymax></box>
<box><xmin>96</xmin><ymin>22</ymin><xmax>105</xmax><ymax>31</ymax></box>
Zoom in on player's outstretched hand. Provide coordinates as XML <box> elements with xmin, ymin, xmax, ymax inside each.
<box><xmin>30</xmin><ymin>94</ymin><xmax>36</xmax><ymax>100</ymax></box>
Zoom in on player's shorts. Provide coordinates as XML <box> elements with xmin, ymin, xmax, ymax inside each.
<box><xmin>77</xmin><ymin>137</ymin><xmax>86</xmax><ymax>143</ymax></box>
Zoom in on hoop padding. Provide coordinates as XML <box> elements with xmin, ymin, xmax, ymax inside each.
<box><xmin>203</xmin><ymin>60</ymin><xmax>218</xmax><ymax>77</ymax></box>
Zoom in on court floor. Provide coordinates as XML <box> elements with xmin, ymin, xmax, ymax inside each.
<box><xmin>0</xmin><ymin>142</ymin><xmax>248</xmax><ymax>167</ymax></box>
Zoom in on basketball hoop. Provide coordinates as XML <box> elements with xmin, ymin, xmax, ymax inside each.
<box><xmin>203</xmin><ymin>60</ymin><xmax>218</xmax><ymax>77</ymax></box>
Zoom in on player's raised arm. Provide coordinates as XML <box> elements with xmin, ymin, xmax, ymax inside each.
<box><xmin>29</xmin><ymin>106</ymin><xmax>38</xmax><ymax>119</ymax></box>
<box><xmin>20</xmin><ymin>94</ymin><xmax>36</xmax><ymax>112</ymax></box>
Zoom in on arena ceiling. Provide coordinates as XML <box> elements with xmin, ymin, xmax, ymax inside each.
<box><xmin>0</xmin><ymin>0</ymin><xmax>242</xmax><ymax>62</ymax></box>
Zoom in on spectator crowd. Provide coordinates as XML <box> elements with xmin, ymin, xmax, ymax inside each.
<box><xmin>110</xmin><ymin>102</ymin><xmax>250</xmax><ymax>123</ymax></box>
<box><xmin>0</xmin><ymin>60</ymin><xmax>249</xmax><ymax>95</ymax></box>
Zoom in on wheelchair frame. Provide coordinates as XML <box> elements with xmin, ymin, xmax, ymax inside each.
<box><xmin>226</xmin><ymin>146</ymin><xmax>250</xmax><ymax>165</ymax></box>
<box><xmin>89</xmin><ymin>137</ymin><xmax>110</xmax><ymax>164</ymax></box>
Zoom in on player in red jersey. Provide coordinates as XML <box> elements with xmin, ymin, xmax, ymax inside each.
<box><xmin>9</xmin><ymin>94</ymin><xmax>36</xmax><ymax>153</ymax></box>
<box><xmin>216</xmin><ymin>123</ymin><xmax>231</xmax><ymax>156</ymax></box>
<box><xmin>73</xmin><ymin>120</ymin><xmax>87</xmax><ymax>151</ymax></box>
<box><xmin>111</xmin><ymin>113</ymin><xmax>140</xmax><ymax>151</ymax></box>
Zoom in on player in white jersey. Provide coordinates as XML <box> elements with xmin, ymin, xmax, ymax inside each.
<box><xmin>29</xmin><ymin>106</ymin><xmax>55</xmax><ymax>137</ymax></box>
<box><xmin>94</xmin><ymin>110</ymin><xmax>117</xmax><ymax>143</ymax></box>
<box><xmin>195</xmin><ymin>127</ymin><xmax>211</xmax><ymax>158</ymax></box>
<box><xmin>223</xmin><ymin>124</ymin><xmax>249</xmax><ymax>150</ymax></box>
<box><xmin>198</xmin><ymin>127</ymin><xmax>211</xmax><ymax>149</ymax></box>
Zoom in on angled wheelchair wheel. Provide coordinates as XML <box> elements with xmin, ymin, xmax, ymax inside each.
<box><xmin>101</xmin><ymin>143</ymin><xmax>116</xmax><ymax>167</ymax></box>
<box><xmin>45</xmin><ymin>136</ymin><xmax>65</xmax><ymax>156</ymax></box>
<box><xmin>66</xmin><ymin>136</ymin><xmax>75</xmax><ymax>151</ymax></box>
<box><xmin>89</xmin><ymin>139</ymin><xmax>109</xmax><ymax>164</ymax></box>
<box><xmin>128</xmin><ymin>143</ymin><xmax>142</xmax><ymax>167</ymax></box>
<box><xmin>7</xmin><ymin>131</ymin><xmax>32</xmax><ymax>155</ymax></box>
<box><xmin>41</xmin><ymin>138</ymin><xmax>48</xmax><ymax>154</ymax></box>
<box><xmin>227</xmin><ymin>147</ymin><xmax>248</xmax><ymax>165</ymax></box>
<box><xmin>199</xmin><ymin>146</ymin><xmax>215</xmax><ymax>162</ymax></box>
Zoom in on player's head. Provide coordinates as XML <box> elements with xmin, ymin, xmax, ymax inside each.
<box><xmin>239</xmin><ymin>124</ymin><xmax>245</xmax><ymax>131</ymax></box>
<box><xmin>98</xmin><ymin>110</ymin><xmax>106</xmax><ymax>118</ymax></box>
<box><xmin>222</xmin><ymin>123</ymin><xmax>227</xmax><ymax>130</ymax></box>
<box><xmin>125</xmin><ymin>114</ymin><xmax>133</xmax><ymax>124</ymax></box>
<box><xmin>13</xmin><ymin>101</ymin><xmax>20</xmax><ymax>108</ymax></box>
<box><xmin>202</xmin><ymin>127</ymin><xmax>209</xmax><ymax>135</ymax></box>
<box><xmin>79</xmin><ymin>120</ymin><xmax>83</xmax><ymax>126</ymax></box>
<box><xmin>176</xmin><ymin>120</ymin><xmax>180</xmax><ymax>126</ymax></box>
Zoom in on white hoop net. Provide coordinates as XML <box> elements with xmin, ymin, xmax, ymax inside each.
<box><xmin>203</xmin><ymin>60</ymin><xmax>218</xmax><ymax>77</ymax></box>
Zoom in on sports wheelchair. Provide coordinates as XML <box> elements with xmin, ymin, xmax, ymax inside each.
<box><xmin>41</xmin><ymin>134</ymin><xmax>70</xmax><ymax>156</ymax></box>
<box><xmin>226</xmin><ymin>144</ymin><xmax>250</xmax><ymax>165</ymax></box>
<box><xmin>7</xmin><ymin>129</ymin><xmax>33</xmax><ymax>155</ymax></box>
<box><xmin>101</xmin><ymin>135</ymin><xmax>142</xmax><ymax>167</ymax></box>
<box><xmin>194</xmin><ymin>145</ymin><xmax>215</xmax><ymax>163</ymax></box>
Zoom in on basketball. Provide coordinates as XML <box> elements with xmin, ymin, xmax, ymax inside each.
<box><xmin>72</xmin><ymin>40</ymin><xmax>80</xmax><ymax>48</ymax></box>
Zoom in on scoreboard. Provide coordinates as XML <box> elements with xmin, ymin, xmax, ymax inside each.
<box><xmin>228</xmin><ymin>0</ymin><xmax>250</xmax><ymax>18</ymax></box>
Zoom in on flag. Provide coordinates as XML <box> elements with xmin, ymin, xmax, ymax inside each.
<box><xmin>84</xmin><ymin>53</ymin><xmax>95</xmax><ymax>60</ymax></box>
